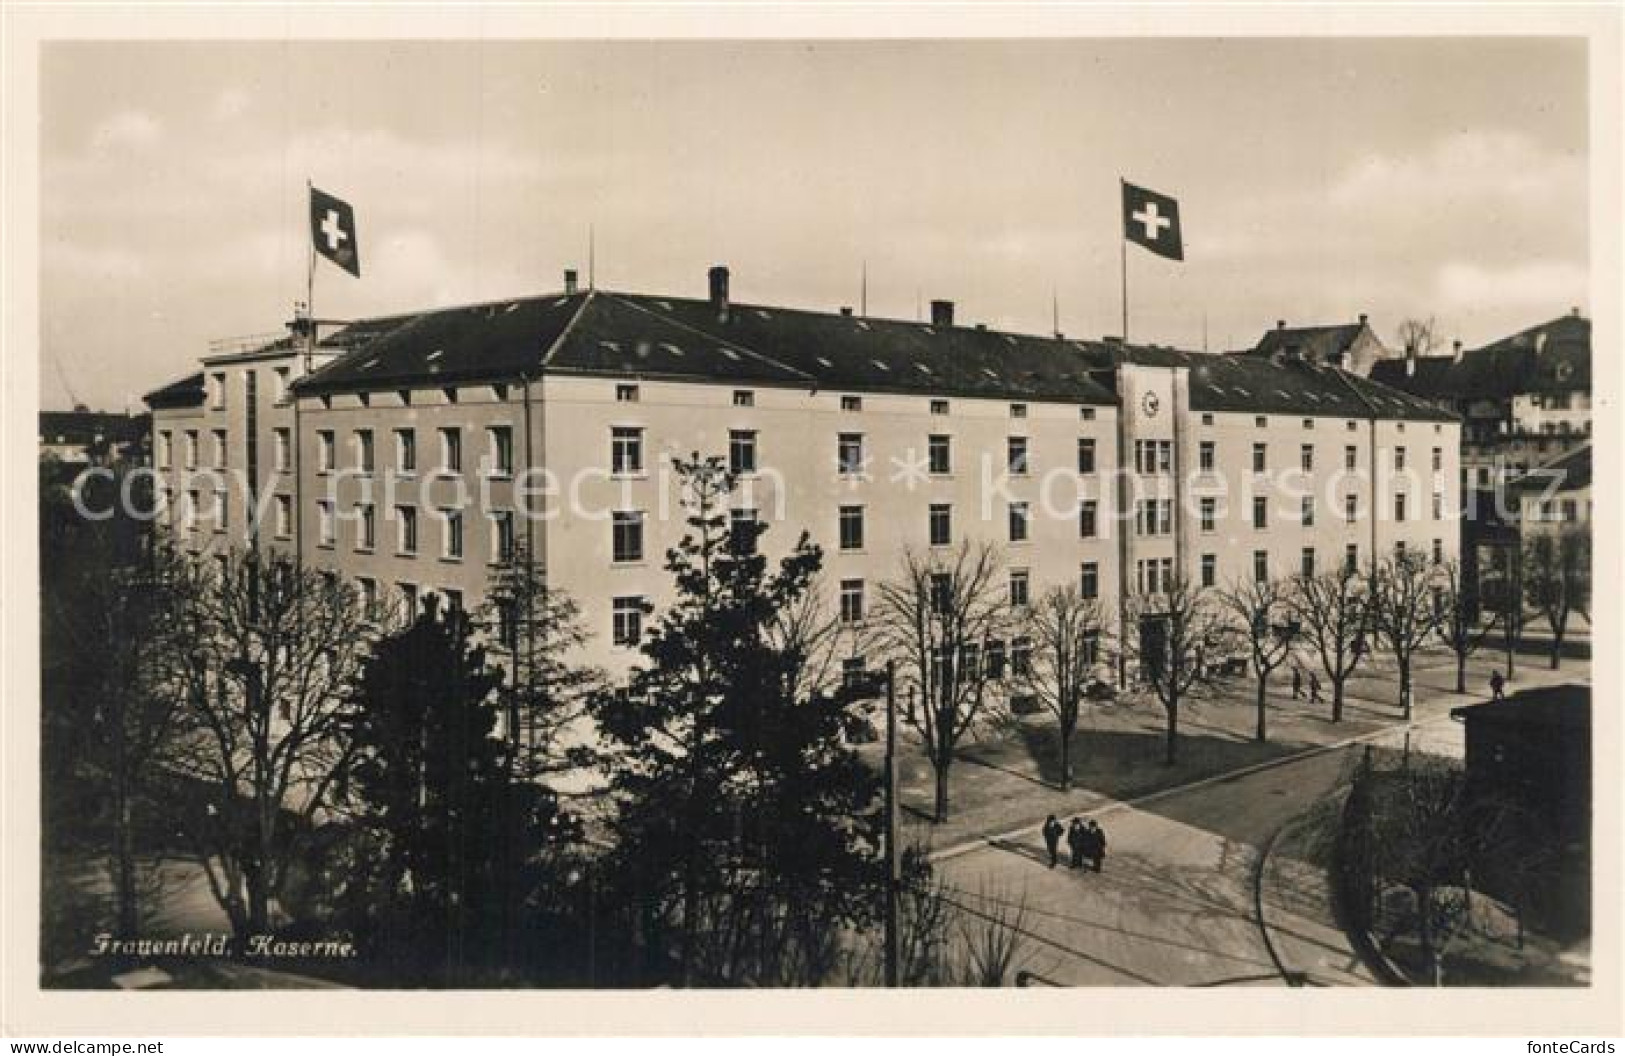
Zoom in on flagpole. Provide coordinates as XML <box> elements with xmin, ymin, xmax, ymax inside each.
<box><xmin>1119</xmin><ymin>178</ymin><xmax>1129</xmax><ymax>343</ymax></box>
<box><xmin>305</xmin><ymin>178</ymin><xmax>317</xmax><ymax>374</ymax></box>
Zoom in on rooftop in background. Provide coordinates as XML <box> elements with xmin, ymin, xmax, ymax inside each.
<box><xmin>1248</xmin><ymin>316</ymin><xmax>1390</xmax><ymax>369</ymax></box>
<box><xmin>39</xmin><ymin>409</ymin><xmax>148</xmax><ymax>446</ymax></box>
<box><xmin>1509</xmin><ymin>442</ymin><xmax>1592</xmax><ymax>496</ymax></box>
<box><xmin>1370</xmin><ymin>310</ymin><xmax>1590</xmax><ymax>401</ymax></box>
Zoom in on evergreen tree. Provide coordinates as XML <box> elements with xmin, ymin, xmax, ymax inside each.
<box><xmin>591</xmin><ymin>454</ymin><xmax>883</xmax><ymax>986</ymax></box>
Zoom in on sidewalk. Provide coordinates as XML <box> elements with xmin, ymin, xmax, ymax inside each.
<box><xmin>879</xmin><ymin>649</ymin><xmax>1587</xmax><ymax>855</ymax></box>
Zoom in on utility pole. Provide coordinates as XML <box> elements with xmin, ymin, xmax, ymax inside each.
<box><xmin>883</xmin><ymin>660</ymin><xmax>900</xmax><ymax>988</ymax></box>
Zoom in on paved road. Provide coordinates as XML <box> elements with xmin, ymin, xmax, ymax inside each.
<box><xmin>934</xmin><ymin>716</ymin><xmax>1463</xmax><ymax>987</ymax></box>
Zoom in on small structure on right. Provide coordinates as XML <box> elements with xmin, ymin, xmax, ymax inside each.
<box><xmin>1450</xmin><ymin>683</ymin><xmax>1590</xmax><ymax>846</ymax></box>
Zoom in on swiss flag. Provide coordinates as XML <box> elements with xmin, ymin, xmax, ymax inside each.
<box><xmin>310</xmin><ymin>186</ymin><xmax>361</xmax><ymax>277</ymax></box>
<box><xmin>1122</xmin><ymin>181</ymin><xmax>1183</xmax><ymax>262</ymax></box>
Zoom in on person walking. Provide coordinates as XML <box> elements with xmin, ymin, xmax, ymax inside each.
<box><xmin>1042</xmin><ymin>815</ymin><xmax>1064</xmax><ymax>869</ymax></box>
<box><xmin>1308</xmin><ymin>672</ymin><xmax>1323</xmax><ymax>705</ymax></box>
<box><xmin>1291</xmin><ymin>666</ymin><xmax>1303</xmax><ymax>700</ymax></box>
<box><xmin>1066</xmin><ymin>818</ymin><xmax>1086</xmax><ymax>869</ymax></box>
<box><xmin>1087</xmin><ymin>819</ymin><xmax>1108</xmax><ymax>873</ymax></box>
<box><xmin>1490</xmin><ymin>669</ymin><xmax>1506</xmax><ymax>701</ymax></box>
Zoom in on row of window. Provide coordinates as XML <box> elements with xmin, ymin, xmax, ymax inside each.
<box><xmin>1190</xmin><ymin>538</ymin><xmax>1447</xmax><ymax>588</ymax></box>
<box><xmin>207</xmin><ymin>366</ymin><xmax>292</xmax><ymax>411</ymax></box>
<box><xmin>315</xmin><ymin>426</ymin><xmax>510</xmax><ymax>476</ymax></box>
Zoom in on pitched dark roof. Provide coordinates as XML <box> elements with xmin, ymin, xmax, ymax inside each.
<box><xmin>1250</xmin><ymin>322</ymin><xmax>1372</xmax><ymax>363</ymax></box>
<box><xmin>142</xmin><ymin>371</ymin><xmax>206</xmax><ymax>410</ymax></box>
<box><xmin>295</xmin><ymin>289</ymin><xmax>1119</xmax><ymax>405</ymax></box>
<box><xmin>39</xmin><ymin>410</ymin><xmax>147</xmax><ymax>445</ymax></box>
<box><xmin>1369</xmin><ymin>313</ymin><xmax>1590</xmax><ymax>400</ymax></box>
<box><xmin>236</xmin><ymin>284</ymin><xmax>1445</xmax><ymax>421</ymax></box>
<box><xmin>1074</xmin><ymin>342</ymin><xmax>1456</xmax><ymax>422</ymax></box>
<box><xmin>1509</xmin><ymin>443</ymin><xmax>1591</xmax><ymax>495</ymax></box>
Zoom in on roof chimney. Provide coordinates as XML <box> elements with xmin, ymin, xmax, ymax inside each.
<box><xmin>1277</xmin><ymin>319</ymin><xmax>1286</xmax><ymax>330</ymax></box>
<box><xmin>839</xmin><ymin>306</ymin><xmax>853</xmax><ymax>317</ymax></box>
<box><xmin>708</xmin><ymin>265</ymin><xmax>730</xmax><ymax>322</ymax></box>
<box><xmin>1405</xmin><ymin>342</ymin><xmax>1417</xmax><ymax>377</ymax></box>
<box><xmin>1358</xmin><ymin>313</ymin><xmax>1368</xmax><ymax>326</ymax></box>
<box><xmin>564</xmin><ymin>269</ymin><xmax>579</xmax><ymax>295</ymax></box>
<box><xmin>1452</xmin><ymin>339</ymin><xmax>1464</xmax><ymax>364</ymax></box>
<box><xmin>930</xmin><ymin>300</ymin><xmax>954</xmax><ymax>328</ymax></box>
<box><xmin>1572</xmin><ymin>306</ymin><xmax>1582</xmax><ymax>318</ymax></box>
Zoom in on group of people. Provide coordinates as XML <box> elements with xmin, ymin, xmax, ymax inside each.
<box><xmin>1289</xmin><ymin>666</ymin><xmax>1323</xmax><ymax>704</ymax></box>
<box><xmin>1042</xmin><ymin>814</ymin><xmax>1107</xmax><ymax>873</ymax></box>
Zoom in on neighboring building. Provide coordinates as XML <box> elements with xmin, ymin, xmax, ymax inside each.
<box><xmin>38</xmin><ymin>408</ymin><xmax>149</xmax><ymax>467</ymax></box>
<box><xmin>1509</xmin><ymin>443</ymin><xmax>1591</xmax><ymax>537</ymax></box>
<box><xmin>146</xmin><ymin>266</ymin><xmax>1460</xmax><ymax>679</ymax></box>
<box><xmin>1248</xmin><ymin>315</ymin><xmax>1393</xmax><ymax>376</ymax></box>
<box><xmin>1451</xmin><ymin>683</ymin><xmax>1590</xmax><ymax>844</ymax></box>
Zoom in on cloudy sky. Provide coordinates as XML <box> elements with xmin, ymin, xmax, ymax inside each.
<box><xmin>40</xmin><ymin>37</ymin><xmax>1587</xmax><ymax>412</ymax></box>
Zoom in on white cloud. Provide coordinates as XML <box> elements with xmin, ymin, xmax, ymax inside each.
<box><xmin>1434</xmin><ymin>259</ymin><xmax>1587</xmax><ymax>314</ymax></box>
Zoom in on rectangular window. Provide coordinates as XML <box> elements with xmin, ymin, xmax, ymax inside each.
<box><xmin>273</xmin><ymin>366</ymin><xmax>290</xmax><ymax>403</ymax></box>
<box><xmin>1302</xmin><ymin>495</ymin><xmax>1315</xmax><ymax>527</ymax></box>
<box><xmin>1301</xmin><ymin>547</ymin><xmax>1316</xmax><ymax>578</ymax></box>
<box><xmin>317</xmin><ymin>430</ymin><xmax>335</xmax><ymax>472</ymax></box>
<box><xmin>1432</xmin><ymin>538</ymin><xmax>1444</xmax><ymax>564</ymax></box>
<box><xmin>1252</xmin><ymin>442</ymin><xmax>1267</xmax><ymax>473</ymax></box>
<box><xmin>1199</xmin><ymin>441</ymin><xmax>1215</xmax><ymax>472</ymax></box>
<box><xmin>273</xmin><ymin>494</ymin><xmax>292</xmax><ymax>538</ymax></box>
<box><xmin>929</xmin><ymin>504</ymin><xmax>952</xmax><ymax>547</ymax></box>
<box><xmin>395</xmin><ymin>428</ymin><xmax>416</xmax><ymax>473</ymax></box>
<box><xmin>1345</xmin><ymin>445</ymin><xmax>1357</xmax><ymax>471</ymax></box>
<box><xmin>839</xmin><ymin>506</ymin><xmax>864</xmax><ymax>551</ymax></box>
<box><xmin>1395</xmin><ymin>447</ymin><xmax>1407</xmax><ymax>471</ymax></box>
<box><xmin>928</xmin><ymin>435</ymin><xmax>951</xmax><ymax>475</ymax></box>
<box><xmin>1078</xmin><ymin>500</ymin><xmax>1098</xmax><ymax>539</ymax></box>
<box><xmin>616</xmin><ymin>384</ymin><xmax>639</xmax><ymax>403</ymax></box>
<box><xmin>1077</xmin><ymin>438</ymin><xmax>1096</xmax><ymax>474</ymax></box>
<box><xmin>356</xmin><ymin>429</ymin><xmax>375</xmax><ymax>473</ymax></box>
<box><xmin>1432</xmin><ymin>490</ymin><xmax>1444</xmax><ymax>520</ymax></box>
<box><xmin>930</xmin><ymin>399</ymin><xmax>949</xmax><ymax>416</ymax></box>
<box><xmin>729</xmin><ymin>509</ymin><xmax>758</xmax><ymax>556</ymax></box>
<box><xmin>1345</xmin><ymin>544</ymin><xmax>1359</xmax><ymax>573</ymax></box>
<box><xmin>1008</xmin><ymin>501</ymin><xmax>1029</xmax><ymax>543</ymax></box>
<box><xmin>733</xmin><ymin>389</ymin><xmax>755</xmax><ymax>407</ymax></box>
<box><xmin>1301</xmin><ymin>444</ymin><xmax>1314</xmax><ymax>472</ymax></box>
<box><xmin>1007</xmin><ymin>436</ymin><xmax>1029</xmax><ymax>475</ymax></box>
<box><xmin>929</xmin><ymin>573</ymin><xmax>952</xmax><ymax>616</ymax></box>
<box><xmin>1303</xmin><ymin>418</ymin><xmax>1315</xmax><ymax>430</ymax></box>
<box><xmin>357</xmin><ymin>503</ymin><xmax>376</xmax><ymax>551</ymax></box>
<box><xmin>1253</xmin><ymin>496</ymin><xmax>1267</xmax><ymax>529</ymax></box>
<box><xmin>612</xmin><ymin>427</ymin><xmax>644</xmax><ymax>475</ymax></box>
<box><xmin>1253</xmin><ymin>550</ymin><xmax>1269</xmax><ymax>584</ymax></box>
<box><xmin>1080</xmin><ymin>561</ymin><xmax>1099</xmax><ymax>600</ymax></box>
<box><xmin>400</xmin><ymin>582</ymin><xmax>419</xmax><ymax>617</ymax></box>
<box><xmin>1010</xmin><ymin>403</ymin><xmax>1028</xmax><ymax>419</ymax></box>
<box><xmin>397</xmin><ymin>505</ymin><xmax>418</xmax><ymax>555</ymax></box>
<box><xmin>273</xmin><ymin>428</ymin><xmax>290</xmax><ymax>473</ymax></box>
<box><xmin>1201</xmin><ymin>553</ymin><xmax>1216</xmax><ymax>588</ymax></box>
<box><xmin>729</xmin><ymin>429</ymin><xmax>757</xmax><ymax>474</ymax></box>
<box><xmin>210</xmin><ymin>371</ymin><xmax>226</xmax><ymax>410</ymax></box>
<box><xmin>1081</xmin><ymin>407</ymin><xmax>1097</xmax><ymax>421</ymax></box>
<box><xmin>1201</xmin><ymin>412</ymin><xmax>1214</xmax><ymax>426</ymax></box>
<box><xmin>317</xmin><ymin>500</ymin><xmax>335</xmax><ymax>548</ymax></box>
<box><xmin>442</xmin><ymin>509</ymin><xmax>464</xmax><ymax>560</ymax></box>
<box><xmin>838</xmin><ymin>433</ymin><xmax>864</xmax><ymax>476</ymax></box>
<box><xmin>214</xmin><ymin>487</ymin><xmax>228</xmax><ymax>531</ymax></box>
<box><xmin>612</xmin><ymin>597</ymin><xmax>644</xmax><ymax>646</ymax></box>
<box><xmin>1395</xmin><ymin>494</ymin><xmax>1407</xmax><ymax>522</ymax></box>
<box><xmin>491</xmin><ymin>510</ymin><xmax>516</xmax><ymax>564</ymax></box>
<box><xmin>1345</xmin><ymin>494</ymin><xmax>1358</xmax><ymax>524</ymax></box>
<box><xmin>157</xmin><ymin>431</ymin><xmax>172</xmax><ymax>469</ymax></box>
<box><xmin>212</xmin><ymin>429</ymin><xmax>227</xmax><ymax>469</ymax></box>
<box><xmin>1199</xmin><ymin>496</ymin><xmax>1216</xmax><ymax>532</ymax></box>
<box><xmin>612</xmin><ymin>511</ymin><xmax>645</xmax><ymax>563</ymax></box>
<box><xmin>839</xmin><ymin>579</ymin><xmax>865</xmax><ymax>624</ymax></box>
<box><xmin>1255</xmin><ymin>415</ymin><xmax>1268</xmax><ymax>429</ymax></box>
<box><xmin>841</xmin><ymin>395</ymin><xmax>862</xmax><ymax>413</ymax></box>
<box><xmin>1011</xmin><ymin>637</ymin><xmax>1033</xmax><ymax>678</ymax></box>
<box><xmin>489</xmin><ymin>426</ymin><xmax>514</xmax><ymax>476</ymax></box>
<box><xmin>1432</xmin><ymin>447</ymin><xmax>1443</xmax><ymax>472</ymax></box>
<box><xmin>440</xmin><ymin>427</ymin><xmax>462</xmax><ymax>473</ymax></box>
<box><xmin>1009</xmin><ymin>569</ymin><xmax>1030</xmax><ymax>608</ymax></box>
<box><xmin>357</xmin><ymin>576</ymin><xmax>378</xmax><ymax>617</ymax></box>
<box><xmin>1158</xmin><ymin>499</ymin><xmax>1173</xmax><ymax>536</ymax></box>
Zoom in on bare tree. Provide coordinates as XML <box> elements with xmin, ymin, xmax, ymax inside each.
<box><xmin>1291</xmin><ymin>564</ymin><xmax>1370</xmax><ymax>723</ymax></box>
<box><xmin>1018</xmin><ymin>585</ymin><xmax>1109</xmax><ymax>789</ymax></box>
<box><xmin>870</xmin><ymin>541</ymin><xmax>1012</xmax><ymax>821</ymax></box>
<box><xmin>162</xmin><ymin>548</ymin><xmax>377</xmax><ymax>938</ymax></box>
<box><xmin>1434</xmin><ymin>559</ymin><xmax>1498</xmax><ymax>694</ymax></box>
<box><xmin>1121</xmin><ymin>574</ymin><xmax>1229</xmax><ymax>766</ymax></box>
<box><xmin>1216</xmin><ymin>576</ymin><xmax>1297</xmax><ymax>743</ymax></box>
<box><xmin>1522</xmin><ymin>527</ymin><xmax>1591</xmax><ymax>670</ymax></box>
<box><xmin>1368</xmin><ymin>551</ymin><xmax>1444</xmax><ymax>719</ymax></box>
<box><xmin>1395</xmin><ymin>316</ymin><xmax>1440</xmax><ymax>356</ymax></box>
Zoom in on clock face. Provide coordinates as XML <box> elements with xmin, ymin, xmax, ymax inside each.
<box><xmin>1142</xmin><ymin>391</ymin><xmax>1161</xmax><ymax>417</ymax></box>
